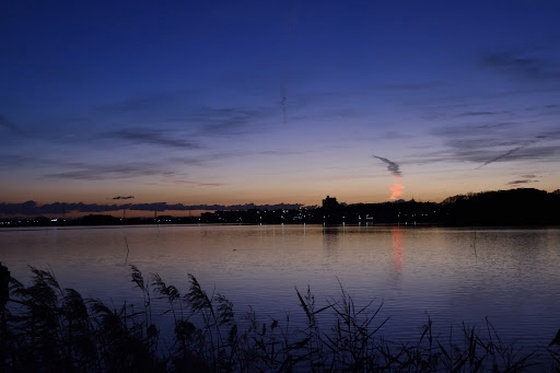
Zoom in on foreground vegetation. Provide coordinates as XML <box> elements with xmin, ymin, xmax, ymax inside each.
<box><xmin>1</xmin><ymin>264</ymin><xmax>559</xmax><ymax>372</ymax></box>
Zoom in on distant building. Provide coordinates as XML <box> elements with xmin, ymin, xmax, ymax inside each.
<box><xmin>322</xmin><ymin>195</ymin><xmax>339</xmax><ymax>209</ymax></box>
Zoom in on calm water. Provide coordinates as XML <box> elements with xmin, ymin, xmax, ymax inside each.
<box><xmin>2</xmin><ymin>224</ymin><xmax>560</xmax><ymax>355</ymax></box>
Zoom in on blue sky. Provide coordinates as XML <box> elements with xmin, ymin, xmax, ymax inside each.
<box><xmin>1</xmin><ymin>0</ymin><xmax>559</xmax><ymax>211</ymax></box>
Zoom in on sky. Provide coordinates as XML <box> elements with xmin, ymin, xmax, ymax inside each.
<box><xmin>1</xmin><ymin>0</ymin><xmax>560</xmax><ymax>214</ymax></box>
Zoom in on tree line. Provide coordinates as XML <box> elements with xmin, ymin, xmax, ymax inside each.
<box><xmin>2</xmin><ymin>188</ymin><xmax>559</xmax><ymax>227</ymax></box>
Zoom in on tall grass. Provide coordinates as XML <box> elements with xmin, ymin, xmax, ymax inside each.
<box><xmin>0</xmin><ymin>263</ymin><xmax>557</xmax><ymax>372</ymax></box>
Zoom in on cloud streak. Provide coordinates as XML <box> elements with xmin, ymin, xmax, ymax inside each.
<box><xmin>424</xmin><ymin>108</ymin><xmax>560</xmax><ymax>168</ymax></box>
<box><xmin>98</xmin><ymin>90</ymin><xmax>195</xmax><ymax>115</ymax></box>
<box><xmin>0</xmin><ymin>115</ymin><xmax>27</xmax><ymax>137</ymax></box>
<box><xmin>373</xmin><ymin>155</ymin><xmax>402</xmax><ymax>177</ymax></box>
<box><xmin>45</xmin><ymin>162</ymin><xmax>175</xmax><ymax>180</ymax></box>
<box><xmin>0</xmin><ymin>201</ymin><xmax>304</xmax><ymax>216</ymax></box>
<box><xmin>482</xmin><ymin>50</ymin><xmax>560</xmax><ymax>81</ymax></box>
<box><xmin>0</xmin><ymin>115</ymin><xmax>19</xmax><ymax>132</ymax></box>
<box><xmin>506</xmin><ymin>173</ymin><xmax>540</xmax><ymax>187</ymax></box>
<box><xmin>506</xmin><ymin>179</ymin><xmax>538</xmax><ymax>186</ymax></box>
<box><xmin>106</xmin><ymin>128</ymin><xmax>200</xmax><ymax>149</ymax></box>
<box><xmin>475</xmin><ymin>143</ymin><xmax>532</xmax><ymax>169</ymax></box>
<box><xmin>192</xmin><ymin>107</ymin><xmax>271</xmax><ymax>138</ymax></box>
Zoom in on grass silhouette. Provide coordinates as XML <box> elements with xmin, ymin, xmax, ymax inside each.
<box><xmin>0</xmin><ymin>263</ymin><xmax>558</xmax><ymax>372</ymax></box>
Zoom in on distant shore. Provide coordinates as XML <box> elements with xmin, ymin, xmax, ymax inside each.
<box><xmin>2</xmin><ymin>188</ymin><xmax>559</xmax><ymax>228</ymax></box>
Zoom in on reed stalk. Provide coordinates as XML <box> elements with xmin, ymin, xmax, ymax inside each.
<box><xmin>1</xmin><ymin>264</ymin><xmax>556</xmax><ymax>372</ymax></box>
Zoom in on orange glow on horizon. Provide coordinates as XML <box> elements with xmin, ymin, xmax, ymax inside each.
<box><xmin>389</xmin><ymin>177</ymin><xmax>405</xmax><ymax>200</ymax></box>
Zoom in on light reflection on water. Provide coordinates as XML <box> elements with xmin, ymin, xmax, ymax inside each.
<box><xmin>1</xmin><ymin>224</ymin><xmax>560</xmax><ymax>354</ymax></box>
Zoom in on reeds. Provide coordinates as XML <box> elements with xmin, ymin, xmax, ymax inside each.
<box><xmin>1</xmin><ymin>264</ymin><xmax>557</xmax><ymax>372</ymax></box>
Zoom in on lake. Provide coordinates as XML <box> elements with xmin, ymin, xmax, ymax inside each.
<box><xmin>1</xmin><ymin>224</ymin><xmax>560</xmax><ymax>359</ymax></box>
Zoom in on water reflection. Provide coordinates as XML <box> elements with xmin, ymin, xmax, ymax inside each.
<box><xmin>2</xmin><ymin>225</ymin><xmax>560</xmax><ymax>361</ymax></box>
<box><xmin>322</xmin><ymin>226</ymin><xmax>341</xmax><ymax>255</ymax></box>
<box><xmin>392</xmin><ymin>226</ymin><xmax>404</xmax><ymax>277</ymax></box>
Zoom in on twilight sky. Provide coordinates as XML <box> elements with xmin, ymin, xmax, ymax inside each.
<box><xmin>1</xmin><ymin>0</ymin><xmax>559</xmax><ymax>210</ymax></box>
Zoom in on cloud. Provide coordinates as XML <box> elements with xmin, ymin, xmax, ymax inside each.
<box><xmin>481</xmin><ymin>46</ymin><xmax>560</xmax><ymax>81</ymax></box>
<box><xmin>105</xmin><ymin>128</ymin><xmax>200</xmax><ymax>149</ymax></box>
<box><xmin>35</xmin><ymin>145</ymin><xmax>248</xmax><ymax>183</ymax></box>
<box><xmin>0</xmin><ymin>201</ymin><xmax>304</xmax><ymax>216</ymax></box>
<box><xmin>112</xmin><ymin>196</ymin><xmax>135</xmax><ymax>200</ymax></box>
<box><xmin>99</xmin><ymin>90</ymin><xmax>194</xmax><ymax>114</ymax></box>
<box><xmin>506</xmin><ymin>173</ymin><xmax>540</xmax><ymax>187</ymax></box>
<box><xmin>94</xmin><ymin>94</ymin><xmax>275</xmax><ymax>149</ymax></box>
<box><xmin>0</xmin><ymin>154</ymin><xmax>34</xmax><ymax>170</ymax></box>
<box><xmin>433</xmin><ymin>122</ymin><xmax>519</xmax><ymax>141</ymax></box>
<box><xmin>376</xmin><ymin>130</ymin><xmax>415</xmax><ymax>140</ymax></box>
<box><xmin>0</xmin><ymin>115</ymin><xmax>27</xmax><ymax>137</ymax></box>
<box><xmin>378</xmin><ymin>81</ymin><xmax>448</xmax><ymax>91</ymax></box>
<box><xmin>0</xmin><ymin>115</ymin><xmax>19</xmax><ymax>132</ymax></box>
<box><xmin>165</xmin><ymin>179</ymin><xmax>225</xmax><ymax>187</ymax></box>
<box><xmin>166</xmin><ymin>150</ymin><xmax>248</xmax><ymax>167</ymax></box>
<box><xmin>192</xmin><ymin>107</ymin><xmax>271</xmax><ymax>138</ymax></box>
<box><xmin>475</xmin><ymin>143</ymin><xmax>532</xmax><ymax>169</ymax></box>
<box><xmin>483</xmin><ymin>53</ymin><xmax>542</xmax><ymax>75</ymax></box>
<box><xmin>470</xmin><ymin>133</ymin><xmax>560</xmax><ymax>169</ymax></box>
<box><xmin>0</xmin><ymin>201</ymin><xmax>124</xmax><ymax>215</ymax></box>
<box><xmin>372</xmin><ymin>155</ymin><xmax>401</xmax><ymax>177</ymax></box>
<box><xmin>424</xmin><ymin>113</ymin><xmax>560</xmax><ymax>168</ymax></box>
<box><xmin>259</xmin><ymin>149</ymin><xmax>306</xmax><ymax>156</ymax></box>
<box><xmin>372</xmin><ymin>155</ymin><xmax>405</xmax><ymax>201</ymax></box>
<box><xmin>453</xmin><ymin>110</ymin><xmax>512</xmax><ymax>118</ymax></box>
<box><xmin>45</xmin><ymin>162</ymin><xmax>176</xmax><ymax>180</ymax></box>
<box><xmin>506</xmin><ymin>179</ymin><xmax>539</xmax><ymax>186</ymax></box>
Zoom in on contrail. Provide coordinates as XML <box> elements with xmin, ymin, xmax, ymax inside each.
<box><xmin>373</xmin><ymin>155</ymin><xmax>402</xmax><ymax>177</ymax></box>
<box><xmin>373</xmin><ymin>155</ymin><xmax>404</xmax><ymax>200</ymax></box>
<box><xmin>475</xmin><ymin>143</ymin><xmax>530</xmax><ymax>169</ymax></box>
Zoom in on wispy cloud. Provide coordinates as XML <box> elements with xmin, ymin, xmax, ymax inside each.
<box><xmin>425</xmin><ymin>113</ymin><xmax>560</xmax><ymax>168</ymax></box>
<box><xmin>0</xmin><ymin>115</ymin><xmax>27</xmax><ymax>137</ymax></box>
<box><xmin>481</xmin><ymin>44</ymin><xmax>560</xmax><ymax>81</ymax></box>
<box><xmin>165</xmin><ymin>178</ymin><xmax>225</xmax><ymax>187</ymax></box>
<box><xmin>45</xmin><ymin>162</ymin><xmax>176</xmax><ymax>180</ymax></box>
<box><xmin>506</xmin><ymin>179</ymin><xmax>539</xmax><ymax>186</ymax></box>
<box><xmin>453</xmin><ymin>110</ymin><xmax>512</xmax><ymax>118</ymax></box>
<box><xmin>95</xmin><ymin>92</ymin><xmax>275</xmax><ymax>146</ymax></box>
<box><xmin>0</xmin><ymin>200</ymin><xmax>304</xmax><ymax>216</ymax></box>
<box><xmin>377</xmin><ymin>81</ymin><xmax>448</xmax><ymax>91</ymax></box>
<box><xmin>112</xmin><ymin>195</ymin><xmax>135</xmax><ymax>200</ymax></box>
<box><xmin>259</xmin><ymin>149</ymin><xmax>307</xmax><ymax>156</ymax></box>
<box><xmin>192</xmin><ymin>107</ymin><xmax>272</xmax><ymax>138</ymax></box>
<box><xmin>506</xmin><ymin>173</ymin><xmax>540</xmax><ymax>187</ymax></box>
<box><xmin>475</xmin><ymin>142</ymin><xmax>533</xmax><ymax>169</ymax></box>
<box><xmin>0</xmin><ymin>154</ymin><xmax>34</xmax><ymax>170</ymax></box>
<box><xmin>0</xmin><ymin>115</ymin><xmax>18</xmax><ymax>132</ymax></box>
<box><xmin>99</xmin><ymin>90</ymin><xmax>195</xmax><ymax>114</ymax></box>
<box><xmin>105</xmin><ymin>128</ymin><xmax>200</xmax><ymax>149</ymax></box>
<box><xmin>484</xmin><ymin>53</ymin><xmax>543</xmax><ymax>76</ymax></box>
<box><xmin>372</xmin><ymin>155</ymin><xmax>401</xmax><ymax>177</ymax></box>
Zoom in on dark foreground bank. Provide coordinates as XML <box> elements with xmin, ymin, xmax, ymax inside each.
<box><xmin>1</xmin><ymin>263</ymin><xmax>559</xmax><ymax>372</ymax></box>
